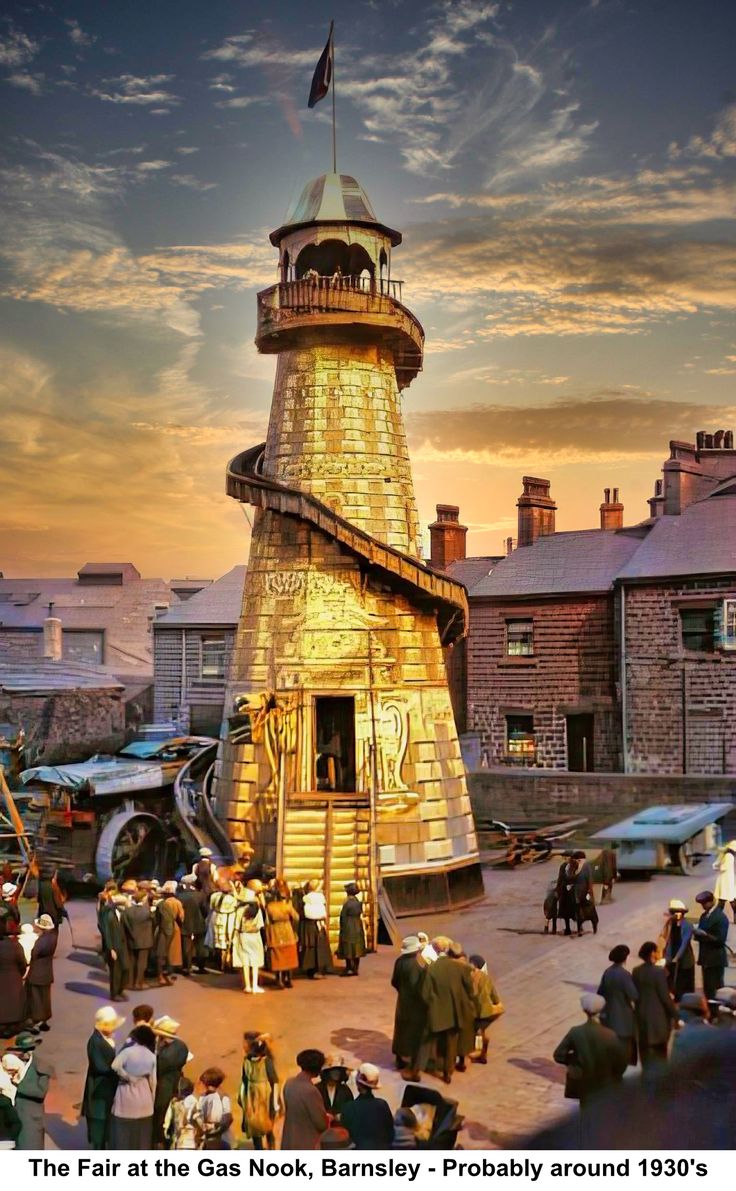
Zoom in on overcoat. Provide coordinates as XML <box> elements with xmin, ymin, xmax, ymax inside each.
<box><xmin>154</xmin><ymin>1037</ymin><xmax>189</xmax><ymax>1120</ymax></box>
<box><xmin>713</xmin><ymin>847</ymin><xmax>736</xmax><ymax>902</ymax></box>
<box><xmin>100</xmin><ymin>906</ymin><xmax>131</xmax><ymax>968</ymax></box>
<box><xmin>281</xmin><ymin>1072</ymin><xmax>328</xmax><ymax>1150</ymax></box>
<box><xmin>424</xmin><ymin>954</ymin><xmax>475</xmax><ymax>1036</ymax></box>
<box><xmin>14</xmin><ymin>1052</ymin><xmax>52</xmax><ymax>1150</ymax></box>
<box><xmin>336</xmin><ymin>895</ymin><xmax>366</xmax><ymax>960</ymax></box>
<box><xmin>316</xmin><ymin>1078</ymin><xmax>354</xmax><ymax>1115</ymax></box>
<box><xmin>597</xmin><ymin>963</ymin><xmax>638</xmax><ymax>1040</ymax></box>
<box><xmin>122</xmin><ymin>903</ymin><xmax>155</xmax><ymax>951</ymax></box>
<box><xmin>265</xmin><ymin>899</ymin><xmax>299</xmax><ymax>971</ymax></box>
<box><xmin>553</xmin><ymin>1019</ymin><xmax>627</xmax><ymax>1102</ymax></box>
<box><xmin>26</xmin><ymin>928</ymin><xmax>58</xmax><ymax>1023</ymax></box>
<box><xmin>391</xmin><ymin>952</ymin><xmax>427</xmax><ymax>1059</ymax></box>
<box><xmin>0</xmin><ymin>936</ymin><xmax>27</xmax><ymax>1026</ymax></box>
<box><xmin>155</xmin><ymin>896</ymin><xmax>184</xmax><ymax>966</ymax></box>
<box><xmin>81</xmin><ymin>1030</ymin><xmax>118</xmax><ymax>1123</ymax></box>
<box><xmin>178</xmin><ymin>889</ymin><xmax>206</xmax><ymax>938</ymax></box>
<box><xmin>696</xmin><ymin>906</ymin><xmax>729</xmax><ymax>969</ymax></box>
<box><xmin>632</xmin><ymin>961</ymin><xmax>679</xmax><ymax>1047</ymax></box>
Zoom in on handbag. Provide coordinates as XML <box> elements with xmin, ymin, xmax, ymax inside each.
<box><xmin>487</xmin><ymin>1000</ymin><xmax>505</xmax><ymax>1020</ymax></box>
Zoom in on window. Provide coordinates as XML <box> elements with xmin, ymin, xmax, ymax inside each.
<box><xmin>506</xmin><ymin>619</ymin><xmax>533</xmax><ymax>656</ymax></box>
<box><xmin>723</xmin><ymin>599</ymin><xmax>736</xmax><ymax>650</ymax></box>
<box><xmin>200</xmin><ymin>636</ymin><xmax>226</xmax><ymax>680</ymax></box>
<box><xmin>680</xmin><ymin>608</ymin><xmax>715</xmax><ymax>653</ymax></box>
<box><xmin>62</xmin><ymin>630</ymin><xmax>103</xmax><ymax>665</ymax></box>
<box><xmin>505</xmin><ymin>715</ymin><xmax>535</xmax><ymax>763</ymax></box>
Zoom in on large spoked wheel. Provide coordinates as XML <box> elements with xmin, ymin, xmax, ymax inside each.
<box><xmin>96</xmin><ymin>810</ymin><xmax>167</xmax><ymax>883</ymax></box>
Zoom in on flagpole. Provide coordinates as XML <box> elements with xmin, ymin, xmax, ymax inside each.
<box><xmin>331</xmin><ymin>22</ymin><xmax>337</xmax><ymax>174</ymax></box>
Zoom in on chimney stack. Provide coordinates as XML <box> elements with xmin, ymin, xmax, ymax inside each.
<box><xmin>428</xmin><ymin>504</ymin><xmax>467</xmax><ymax>570</ymax></box>
<box><xmin>600</xmin><ymin>486</ymin><xmax>624</xmax><ymax>531</ymax></box>
<box><xmin>517</xmin><ymin>477</ymin><xmax>556</xmax><ymax>547</ymax></box>
<box><xmin>43</xmin><ymin>617</ymin><xmax>63</xmax><ymax>662</ymax></box>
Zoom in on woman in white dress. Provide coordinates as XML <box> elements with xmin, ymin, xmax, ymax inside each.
<box><xmin>232</xmin><ymin>891</ymin><xmax>265</xmax><ymax>994</ymax></box>
<box><xmin>713</xmin><ymin>839</ymin><xmax>736</xmax><ymax>921</ymax></box>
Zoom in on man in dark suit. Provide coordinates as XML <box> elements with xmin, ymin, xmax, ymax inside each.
<box><xmin>82</xmin><ymin>1005</ymin><xmax>123</xmax><ymax>1149</ymax></box>
<box><xmin>632</xmin><ymin>940</ymin><xmax>679</xmax><ymax>1069</ymax></box>
<box><xmin>100</xmin><ymin>895</ymin><xmax>131</xmax><ymax>1001</ymax></box>
<box><xmin>693</xmin><ymin>890</ymin><xmax>729</xmax><ymax>1003</ymax></box>
<box><xmin>122</xmin><ymin>891</ymin><xmax>155</xmax><ymax>990</ymax></box>
<box><xmin>152</xmin><ymin>1016</ymin><xmax>190</xmax><ymax>1147</ymax></box>
<box><xmin>178</xmin><ymin>875</ymin><xmax>207</xmax><ymax>975</ymax></box>
<box><xmin>553</xmin><ymin>993</ymin><xmax>627</xmax><ymax>1105</ymax></box>
<box><xmin>423</xmin><ymin>936</ymin><xmax>476</xmax><ymax>1084</ymax></box>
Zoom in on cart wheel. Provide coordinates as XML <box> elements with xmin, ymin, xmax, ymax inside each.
<box><xmin>678</xmin><ymin>840</ymin><xmax>700</xmax><ymax>876</ymax></box>
<box><xmin>96</xmin><ymin>809</ymin><xmax>167</xmax><ymax>883</ymax></box>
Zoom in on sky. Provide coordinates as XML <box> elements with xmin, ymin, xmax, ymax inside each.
<box><xmin>1</xmin><ymin>0</ymin><xmax>735</xmax><ymax>578</ymax></box>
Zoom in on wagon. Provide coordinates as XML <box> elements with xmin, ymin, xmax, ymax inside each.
<box><xmin>591</xmin><ymin>802</ymin><xmax>734</xmax><ymax>875</ymax></box>
<box><xmin>475</xmin><ymin>817</ymin><xmax>588</xmax><ymax>867</ymax></box>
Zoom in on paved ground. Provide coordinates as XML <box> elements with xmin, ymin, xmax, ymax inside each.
<box><xmin>21</xmin><ymin>859</ymin><xmax>735</xmax><ymax>1150</ymax></box>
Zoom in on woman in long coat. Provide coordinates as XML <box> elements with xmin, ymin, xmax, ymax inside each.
<box><xmin>597</xmin><ymin>944</ymin><xmax>639</xmax><ymax>1066</ymax></box>
<box><xmin>82</xmin><ymin>1006</ymin><xmax>124</xmax><ymax>1149</ymax></box>
<box><xmin>555</xmin><ymin>857</ymin><xmax>581</xmax><ymax>936</ymax></box>
<box><xmin>661</xmin><ymin>899</ymin><xmax>696</xmax><ymax>1000</ymax></box>
<box><xmin>265</xmin><ymin>881</ymin><xmax>299</xmax><ymax>988</ymax></box>
<box><xmin>26</xmin><ymin>916</ymin><xmax>58</xmax><ymax>1031</ymax></box>
<box><xmin>238</xmin><ymin>1032</ymin><xmax>279</xmax><ymax>1150</ymax></box>
<box><xmin>337</xmin><ymin>883</ymin><xmax>366</xmax><ymax>976</ymax></box>
<box><xmin>0</xmin><ymin>932</ymin><xmax>27</xmax><ymax>1039</ymax></box>
<box><xmin>299</xmin><ymin>881</ymin><xmax>332</xmax><ymax>979</ymax></box>
<box><xmin>110</xmin><ymin>1024</ymin><xmax>157</xmax><ymax>1150</ymax></box>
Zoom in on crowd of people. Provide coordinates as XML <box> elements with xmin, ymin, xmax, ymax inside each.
<box><xmin>551</xmin><ymin>888</ymin><xmax>736</xmax><ymax>1108</ymax></box>
<box><xmin>91</xmin><ymin>848</ymin><xmax>368</xmax><ymax>1001</ymax></box>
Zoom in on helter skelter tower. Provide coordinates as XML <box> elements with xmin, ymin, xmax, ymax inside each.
<box><xmin>213</xmin><ymin>172</ymin><xmax>483</xmax><ymax>945</ymax></box>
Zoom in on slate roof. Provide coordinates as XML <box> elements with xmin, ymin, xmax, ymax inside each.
<box><xmin>0</xmin><ymin>569</ymin><xmax>176</xmax><ymax>677</ymax></box>
<box><xmin>617</xmin><ymin>489</ymin><xmax>736</xmax><ymax>580</ymax></box>
<box><xmin>445</xmin><ymin>556</ymin><xmax>504</xmax><ymax>594</ymax></box>
<box><xmin>471</xmin><ymin>528</ymin><xmax>649</xmax><ymax>599</ymax></box>
<box><xmin>153</xmin><ymin>566</ymin><xmax>246</xmax><ymax>628</ymax></box>
<box><xmin>0</xmin><ymin>658</ymin><xmax>124</xmax><ymax>694</ymax></box>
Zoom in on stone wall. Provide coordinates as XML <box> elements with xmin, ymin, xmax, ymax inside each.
<box><xmin>467</xmin><ymin>594</ymin><xmax>620</xmax><ymax>770</ymax></box>
<box><xmin>0</xmin><ymin>689</ymin><xmax>125</xmax><ymax>766</ymax></box>
<box><xmin>624</xmin><ymin>578</ymin><xmax>736</xmax><ymax>774</ymax></box>
<box><xmin>469</xmin><ymin>768</ymin><xmax>736</xmax><ymax>833</ymax></box>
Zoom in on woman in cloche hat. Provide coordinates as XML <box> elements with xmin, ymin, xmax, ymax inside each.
<box><xmin>660</xmin><ymin>898</ymin><xmax>695</xmax><ymax>1001</ymax></box>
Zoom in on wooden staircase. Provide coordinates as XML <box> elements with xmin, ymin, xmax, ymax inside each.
<box><xmin>280</xmin><ymin>798</ymin><xmax>375</xmax><ymax>953</ymax></box>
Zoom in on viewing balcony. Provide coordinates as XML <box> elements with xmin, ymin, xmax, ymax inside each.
<box><xmin>255</xmin><ymin>276</ymin><xmax>425</xmax><ymax>390</ymax></box>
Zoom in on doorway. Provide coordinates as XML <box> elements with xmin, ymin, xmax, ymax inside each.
<box><xmin>566</xmin><ymin>714</ymin><xmax>595</xmax><ymax>772</ymax></box>
<box><xmin>314</xmin><ymin>696</ymin><xmax>356</xmax><ymax>792</ymax></box>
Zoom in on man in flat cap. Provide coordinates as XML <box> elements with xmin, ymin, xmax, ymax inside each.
<box><xmin>693</xmin><ymin>891</ymin><xmax>729</xmax><ymax>1005</ymax></box>
<box><xmin>553</xmin><ymin>994</ymin><xmax>627</xmax><ymax>1106</ymax></box>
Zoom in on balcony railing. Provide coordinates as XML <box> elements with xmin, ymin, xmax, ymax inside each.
<box><xmin>255</xmin><ymin>276</ymin><xmax>424</xmax><ymax>389</ymax></box>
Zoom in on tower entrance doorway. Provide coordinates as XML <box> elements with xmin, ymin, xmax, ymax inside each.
<box><xmin>315</xmin><ymin>695</ymin><xmax>356</xmax><ymax>793</ymax></box>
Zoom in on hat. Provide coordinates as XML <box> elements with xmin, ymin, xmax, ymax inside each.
<box><xmin>695</xmin><ymin>890</ymin><xmax>715</xmax><ymax>905</ymax></box>
<box><xmin>198</xmin><ymin>847</ymin><xmax>213</xmax><ymax>857</ymax></box>
<box><xmin>679</xmin><ymin>993</ymin><xmax>708</xmax><ymax>1015</ymax></box>
<box><xmin>121</xmin><ymin>879</ymin><xmax>138</xmax><ymax>893</ymax></box>
<box><xmin>1</xmin><ymin>882</ymin><xmax>17</xmax><ymax>898</ymax></box>
<box><xmin>19</xmin><ymin>923</ymin><xmax>34</xmax><ymax>935</ymax></box>
<box><xmin>319</xmin><ymin>1126</ymin><xmax>355</xmax><ymax>1150</ymax></box>
<box><xmin>400</xmin><ymin>935</ymin><xmax>421</xmax><ymax>955</ymax></box>
<box><xmin>608</xmin><ymin>944</ymin><xmax>630</xmax><ymax>964</ymax></box>
<box><xmin>180</xmin><ymin>874</ymin><xmax>197</xmax><ymax>886</ymax></box>
<box><xmin>95</xmin><ymin>1006</ymin><xmax>125</xmax><ymax>1030</ymax></box>
<box><xmin>322</xmin><ymin>1053</ymin><xmax>351</xmax><ymax>1075</ymax></box>
<box><xmin>344</xmin><ymin>882</ymin><xmax>360</xmax><ymax>896</ymax></box>
<box><xmin>33</xmin><ymin>914</ymin><xmax>55</xmax><ymax>931</ymax></box>
<box><xmin>111</xmin><ymin>894</ymin><xmax>129</xmax><ymax>907</ymax></box>
<box><xmin>668</xmin><ymin>899</ymin><xmax>688</xmax><ymax>912</ymax></box>
<box><xmin>10</xmin><ymin>1032</ymin><xmax>40</xmax><ymax>1052</ymax></box>
<box><xmin>448</xmin><ymin>941</ymin><xmax>464</xmax><ymax>959</ymax></box>
<box><xmin>581</xmin><ymin>993</ymin><xmax>606</xmax><ymax>1016</ymax></box>
<box><xmin>355</xmin><ymin>1062</ymin><xmax>381</xmax><ymax>1089</ymax></box>
<box><xmin>153</xmin><ymin>1015</ymin><xmax>180</xmax><ymax>1038</ymax></box>
<box><xmin>161</xmin><ymin>881</ymin><xmax>178</xmax><ymax>895</ymax></box>
<box><xmin>714</xmin><ymin>987</ymin><xmax>736</xmax><ymax>1009</ymax></box>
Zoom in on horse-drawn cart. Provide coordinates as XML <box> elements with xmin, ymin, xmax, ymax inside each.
<box><xmin>476</xmin><ymin>817</ymin><xmax>588</xmax><ymax>867</ymax></box>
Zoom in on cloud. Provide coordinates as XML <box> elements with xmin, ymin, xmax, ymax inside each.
<box><xmin>672</xmin><ymin>102</ymin><xmax>736</xmax><ymax>161</ymax></box>
<box><xmin>136</xmin><ymin>159</ymin><xmax>171</xmax><ymax>172</ymax></box>
<box><xmin>65</xmin><ymin>19</ymin><xmax>95</xmax><ymax>50</ymax></box>
<box><xmin>202</xmin><ymin>33</ymin><xmax>318</xmax><ymax>69</ymax></box>
<box><xmin>176</xmin><ymin>146</ymin><xmax>199</xmax><ymax>156</ymax></box>
<box><xmin>170</xmin><ymin>174</ymin><xmax>217</xmax><ymax>192</ymax></box>
<box><xmin>91</xmin><ymin>73</ymin><xmax>180</xmax><ymax>106</ymax></box>
<box><xmin>216</xmin><ymin>95</ymin><xmax>263</xmax><ymax>109</ymax></box>
<box><xmin>5</xmin><ymin>70</ymin><xmax>43</xmax><ymax>94</ymax></box>
<box><xmin>407</xmin><ymin>395</ymin><xmax>736</xmax><ymax>466</ymax></box>
<box><xmin>0</xmin><ymin>25</ymin><xmax>39</xmax><ymax>68</ymax></box>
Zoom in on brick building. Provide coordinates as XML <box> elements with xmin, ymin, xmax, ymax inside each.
<box><xmin>435</xmin><ymin>430</ymin><xmax>736</xmax><ymax>779</ymax></box>
<box><xmin>153</xmin><ymin>566</ymin><xmax>246</xmax><ymax>736</ymax></box>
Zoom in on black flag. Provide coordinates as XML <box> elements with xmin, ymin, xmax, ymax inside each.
<box><xmin>308</xmin><ymin>21</ymin><xmax>334</xmax><ymax>108</ymax></box>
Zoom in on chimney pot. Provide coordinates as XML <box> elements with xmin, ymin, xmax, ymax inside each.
<box><xmin>517</xmin><ymin>476</ymin><xmax>556</xmax><ymax>547</ymax></box>
<box><xmin>429</xmin><ymin>503</ymin><xmax>467</xmax><ymax>569</ymax></box>
<box><xmin>600</xmin><ymin>486</ymin><xmax>624</xmax><ymax>531</ymax></box>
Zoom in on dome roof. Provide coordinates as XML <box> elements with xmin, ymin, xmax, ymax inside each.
<box><xmin>270</xmin><ymin>172</ymin><xmax>401</xmax><ymax>246</ymax></box>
